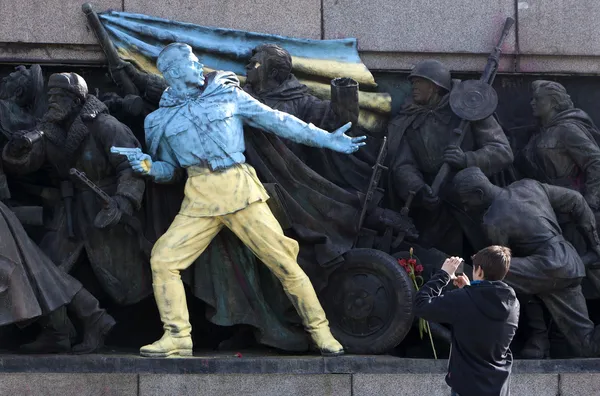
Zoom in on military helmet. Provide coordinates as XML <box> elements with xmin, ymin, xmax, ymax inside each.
<box><xmin>408</xmin><ymin>59</ymin><xmax>452</xmax><ymax>92</ymax></box>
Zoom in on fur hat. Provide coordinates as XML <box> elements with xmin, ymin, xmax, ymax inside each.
<box><xmin>47</xmin><ymin>72</ymin><xmax>88</xmax><ymax>100</ymax></box>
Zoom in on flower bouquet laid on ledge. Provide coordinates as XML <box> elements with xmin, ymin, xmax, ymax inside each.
<box><xmin>398</xmin><ymin>248</ymin><xmax>438</xmax><ymax>359</ymax></box>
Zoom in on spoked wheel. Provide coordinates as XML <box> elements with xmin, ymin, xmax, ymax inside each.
<box><xmin>320</xmin><ymin>248</ymin><xmax>414</xmax><ymax>354</ymax></box>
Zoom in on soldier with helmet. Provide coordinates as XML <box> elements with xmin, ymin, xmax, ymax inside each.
<box><xmin>2</xmin><ymin>72</ymin><xmax>151</xmax><ymax>313</ymax></box>
<box><xmin>386</xmin><ymin>59</ymin><xmax>513</xmax><ymax>256</ymax></box>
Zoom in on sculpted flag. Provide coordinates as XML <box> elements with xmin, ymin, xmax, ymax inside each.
<box><xmin>97</xmin><ymin>10</ymin><xmax>391</xmax><ymax>134</ymax></box>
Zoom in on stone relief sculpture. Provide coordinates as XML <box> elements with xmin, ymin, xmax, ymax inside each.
<box><xmin>1</xmin><ymin>4</ymin><xmax>600</xmax><ymax>361</ymax></box>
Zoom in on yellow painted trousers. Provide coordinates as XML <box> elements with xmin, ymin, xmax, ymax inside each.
<box><xmin>150</xmin><ymin>198</ymin><xmax>331</xmax><ymax>339</ymax></box>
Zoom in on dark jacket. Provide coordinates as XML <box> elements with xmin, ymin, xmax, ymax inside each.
<box><xmin>515</xmin><ymin>109</ymin><xmax>600</xmax><ymax>209</ymax></box>
<box><xmin>415</xmin><ymin>270</ymin><xmax>519</xmax><ymax>396</ymax></box>
<box><xmin>385</xmin><ymin>89</ymin><xmax>513</xmax><ymax>255</ymax></box>
<box><xmin>3</xmin><ymin>95</ymin><xmax>151</xmax><ymax>305</ymax></box>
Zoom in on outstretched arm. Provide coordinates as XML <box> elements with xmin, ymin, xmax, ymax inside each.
<box><xmin>235</xmin><ymin>88</ymin><xmax>366</xmax><ymax>154</ymax></box>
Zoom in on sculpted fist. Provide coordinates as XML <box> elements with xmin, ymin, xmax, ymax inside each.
<box><xmin>420</xmin><ymin>185</ymin><xmax>440</xmax><ymax>210</ymax></box>
<box><xmin>443</xmin><ymin>145</ymin><xmax>467</xmax><ymax>170</ymax></box>
<box><xmin>131</xmin><ymin>153</ymin><xmax>153</xmax><ymax>176</ymax></box>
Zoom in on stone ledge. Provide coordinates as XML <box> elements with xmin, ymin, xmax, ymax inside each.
<box><xmin>139</xmin><ymin>374</ymin><xmax>352</xmax><ymax>396</ymax></box>
<box><xmin>0</xmin><ymin>373</ymin><xmax>138</xmax><ymax>396</ymax></box>
<box><xmin>0</xmin><ymin>353</ymin><xmax>599</xmax><ymax>375</ymax></box>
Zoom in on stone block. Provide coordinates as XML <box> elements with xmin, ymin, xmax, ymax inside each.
<box><xmin>560</xmin><ymin>373</ymin><xmax>600</xmax><ymax>396</ymax></box>
<box><xmin>124</xmin><ymin>0</ymin><xmax>321</xmax><ymax>39</ymax></box>
<box><xmin>139</xmin><ymin>374</ymin><xmax>351</xmax><ymax>396</ymax></box>
<box><xmin>0</xmin><ymin>373</ymin><xmax>138</xmax><ymax>396</ymax></box>
<box><xmin>352</xmin><ymin>374</ymin><xmax>449</xmax><ymax>396</ymax></box>
<box><xmin>0</xmin><ymin>44</ymin><xmax>106</xmax><ymax>64</ymax></box>
<box><xmin>517</xmin><ymin>55</ymin><xmax>600</xmax><ymax>74</ymax></box>
<box><xmin>517</xmin><ymin>0</ymin><xmax>600</xmax><ymax>56</ymax></box>
<box><xmin>0</xmin><ymin>1</ymin><xmax>121</xmax><ymax>45</ymax></box>
<box><xmin>510</xmin><ymin>374</ymin><xmax>558</xmax><ymax>396</ymax></box>
<box><xmin>323</xmin><ymin>0</ymin><xmax>516</xmax><ymax>54</ymax></box>
<box><xmin>360</xmin><ymin>52</ymin><xmax>515</xmax><ymax>73</ymax></box>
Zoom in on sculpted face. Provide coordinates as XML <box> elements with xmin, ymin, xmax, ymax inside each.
<box><xmin>458</xmin><ymin>190</ymin><xmax>485</xmax><ymax>212</ymax></box>
<box><xmin>0</xmin><ymin>66</ymin><xmax>30</xmax><ymax>102</ymax></box>
<box><xmin>164</xmin><ymin>49</ymin><xmax>205</xmax><ymax>88</ymax></box>
<box><xmin>43</xmin><ymin>89</ymin><xmax>78</xmax><ymax>123</ymax></box>
<box><xmin>411</xmin><ymin>77</ymin><xmax>438</xmax><ymax>105</ymax></box>
<box><xmin>530</xmin><ymin>90</ymin><xmax>554</xmax><ymax>118</ymax></box>
<box><xmin>245</xmin><ymin>51</ymin><xmax>263</xmax><ymax>87</ymax></box>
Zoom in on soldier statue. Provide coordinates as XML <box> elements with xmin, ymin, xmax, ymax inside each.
<box><xmin>454</xmin><ymin>167</ymin><xmax>600</xmax><ymax>358</ymax></box>
<box><xmin>0</xmin><ymin>67</ymin><xmax>114</xmax><ymax>354</ymax></box>
<box><xmin>120</xmin><ymin>43</ymin><xmax>367</xmax><ymax>358</ymax></box>
<box><xmin>3</xmin><ymin>73</ymin><xmax>152</xmax><ymax>309</ymax></box>
<box><xmin>386</xmin><ymin>59</ymin><xmax>513</xmax><ymax>256</ymax></box>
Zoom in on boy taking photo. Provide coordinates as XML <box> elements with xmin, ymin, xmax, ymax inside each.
<box><xmin>415</xmin><ymin>246</ymin><xmax>520</xmax><ymax>396</ymax></box>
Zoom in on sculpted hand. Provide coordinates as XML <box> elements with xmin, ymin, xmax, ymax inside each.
<box><xmin>130</xmin><ymin>153</ymin><xmax>153</xmax><ymax>176</ymax></box>
<box><xmin>94</xmin><ymin>196</ymin><xmax>132</xmax><ymax>229</ymax></box>
<box><xmin>593</xmin><ymin>245</ymin><xmax>600</xmax><ymax>259</ymax></box>
<box><xmin>420</xmin><ymin>185</ymin><xmax>440</xmax><ymax>210</ymax></box>
<box><xmin>585</xmin><ymin>194</ymin><xmax>600</xmax><ymax>211</ymax></box>
<box><xmin>6</xmin><ymin>130</ymin><xmax>39</xmax><ymax>158</ymax></box>
<box><xmin>443</xmin><ymin>145</ymin><xmax>467</xmax><ymax>169</ymax></box>
<box><xmin>326</xmin><ymin>123</ymin><xmax>367</xmax><ymax>154</ymax></box>
<box><xmin>112</xmin><ymin>195</ymin><xmax>134</xmax><ymax>216</ymax></box>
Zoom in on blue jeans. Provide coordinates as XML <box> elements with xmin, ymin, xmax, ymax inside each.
<box><xmin>451</xmin><ymin>391</ymin><xmax>460</xmax><ymax>396</ymax></box>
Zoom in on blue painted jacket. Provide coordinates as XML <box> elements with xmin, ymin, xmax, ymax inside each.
<box><xmin>145</xmin><ymin>71</ymin><xmax>333</xmax><ymax>183</ymax></box>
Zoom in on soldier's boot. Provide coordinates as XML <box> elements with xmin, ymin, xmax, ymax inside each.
<box><xmin>140</xmin><ymin>281</ymin><xmax>192</xmax><ymax>358</ymax></box>
<box><xmin>68</xmin><ymin>289</ymin><xmax>116</xmax><ymax>354</ymax></box>
<box><xmin>283</xmin><ymin>277</ymin><xmax>344</xmax><ymax>356</ymax></box>
<box><xmin>520</xmin><ymin>298</ymin><xmax>550</xmax><ymax>359</ymax></box>
<box><xmin>20</xmin><ymin>306</ymin><xmax>72</xmax><ymax>354</ymax></box>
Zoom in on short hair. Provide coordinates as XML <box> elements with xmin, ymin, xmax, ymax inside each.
<box><xmin>532</xmin><ymin>80</ymin><xmax>574</xmax><ymax>112</ymax></box>
<box><xmin>472</xmin><ymin>246</ymin><xmax>511</xmax><ymax>281</ymax></box>
<box><xmin>157</xmin><ymin>43</ymin><xmax>198</xmax><ymax>74</ymax></box>
<box><xmin>453</xmin><ymin>167</ymin><xmax>490</xmax><ymax>196</ymax></box>
<box><xmin>252</xmin><ymin>44</ymin><xmax>292</xmax><ymax>83</ymax></box>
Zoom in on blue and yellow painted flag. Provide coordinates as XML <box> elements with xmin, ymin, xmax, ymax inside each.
<box><xmin>98</xmin><ymin>10</ymin><xmax>391</xmax><ymax>133</ymax></box>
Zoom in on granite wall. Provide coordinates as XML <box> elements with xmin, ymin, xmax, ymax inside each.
<box><xmin>0</xmin><ymin>0</ymin><xmax>599</xmax><ymax>74</ymax></box>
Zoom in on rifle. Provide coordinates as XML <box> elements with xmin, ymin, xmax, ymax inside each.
<box><xmin>82</xmin><ymin>3</ymin><xmax>139</xmax><ymax>96</ymax></box>
<box><xmin>357</xmin><ymin>137</ymin><xmax>388</xmax><ymax>233</ymax></box>
<box><xmin>69</xmin><ymin>168</ymin><xmax>152</xmax><ymax>259</ymax></box>
<box><xmin>430</xmin><ymin>17</ymin><xmax>515</xmax><ymax>195</ymax></box>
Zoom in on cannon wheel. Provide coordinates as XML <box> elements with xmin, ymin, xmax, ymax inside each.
<box><xmin>320</xmin><ymin>248</ymin><xmax>414</xmax><ymax>354</ymax></box>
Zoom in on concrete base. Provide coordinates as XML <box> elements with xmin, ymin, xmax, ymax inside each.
<box><xmin>0</xmin><ymin>354</ymin><xmax>599</xmax><ymax>395</ymax></box>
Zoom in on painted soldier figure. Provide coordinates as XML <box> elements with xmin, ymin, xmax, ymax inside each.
<box><xmin>386</xmin><ymin>59</ymin><xmax>513</xmax><ymax>256</ymax></box>
<box><xmin>123</xmin><ymin>43</ymin><xmax>366</xmax><ymax>358</ymax></box>
<box><xmin>2</xmin><ymin>72</ymin><xmax>152</xmax><ymax>307</ymax></box>
<box><xmin>243</xmin><ymin>44</ymin><xmax>370</xmax><ymax>191</ymax></box>
<box><xmin>454</xmin><ymin>167</ymin><xmax>600</xmax><ymax>358</ymax></box>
